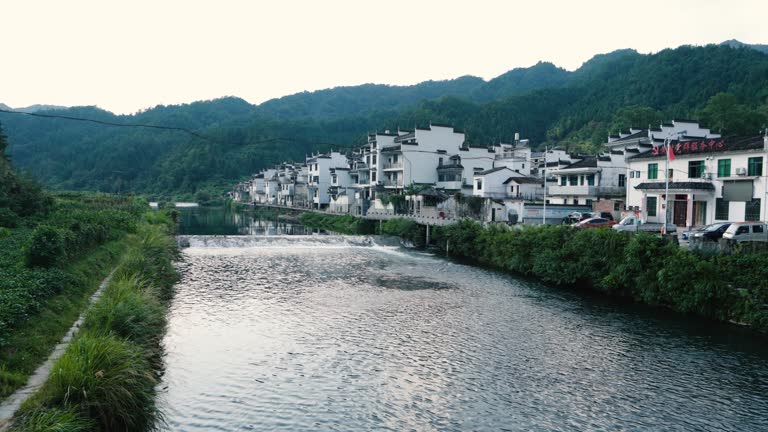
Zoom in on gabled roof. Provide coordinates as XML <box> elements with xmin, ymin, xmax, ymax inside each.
<box><xmin>559</xmin><ymin>157</ymin><xmax>598</xmax><ymax>170</ymax></box>
<box><xmin>610</xmin><ymin>129</ymin><xmax>648</xmax><ymax>143</ymax></box>
<box><xmin>476</xmin><ymin>166</ymin><xmax>511</xmax><ymax>176</ymax></box>
<box><xmin>503</xmin><ymin>176</ymin><xmax>543</xmax><ymax>185</ymax></box>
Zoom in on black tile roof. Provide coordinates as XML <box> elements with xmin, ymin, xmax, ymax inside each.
<box><xmin>503</xmin><ymin>176</ymin><xmax>543</xmax><ymax>185</ymax></box>
<box><xmin>559</xmin><ymin>157</ymin><xmax>598</xmax><ymax>170</ymax></box>
<box><xmin>635</xmin><ymin>182</ymin><xmax>715</xmax><ymax>191</ymax></box>
<box><xmin>476</xmin><ymin>167</ymin><xmax>510</xmax><ymax>176</ymax></box>
<box><xmin>611</xmin><ymin>129</ymin><xmax>648</xmax><ymax>142</ymax></box>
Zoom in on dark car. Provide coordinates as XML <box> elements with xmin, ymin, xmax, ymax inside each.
<box><xmin>692</xmin><ymin>222</ymin><xmax>732</xmax><ymax>242</ymax></box>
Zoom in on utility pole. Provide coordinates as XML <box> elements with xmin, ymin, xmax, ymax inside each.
<box><xmin>542</xmin><ymin>146</ymin><xmax>547</xmax><ymax>225</ymax></box>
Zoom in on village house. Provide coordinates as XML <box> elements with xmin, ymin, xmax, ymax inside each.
<box><xmin>625</xmin><ymin>133</ymin><xmax>768</xmax><ymax>229</ymax></box>
<box><xmin>306</xmin><ymin>151</ymin><xmax>349</xmax><ymax>209</ymax></box>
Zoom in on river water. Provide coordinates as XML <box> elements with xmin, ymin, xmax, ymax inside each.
<box><xmin>158</xmin><ymin>209</ymin><xmax>768</xmax><ymax>431</ymax></box>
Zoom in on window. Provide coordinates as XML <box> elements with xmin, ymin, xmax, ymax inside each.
<box><xmin>587</xmin><ymin>174</ymin><xmax>595</xmax><ymax>186</ymax></box>
<box><xmin>688</xmin><ymin>160</ymin><xmax>705</xmax><ymax>179</ymax></box>
<box><xmin>371</xmin><ymin>172</ymin><xmax>376</xmax><ymax>181</ymax></box>
<box><xmin>715</xmin><ymin>198</ymin><xmax>729</xmax><ymax>220</ymax></box>
<box><xmin>746</xmin><ymin>199</ymin><xmax>761</xmax><ymax>221</ymax></box>
<box><xmin>560</xmin><ymin>177</ymin><xmax>566</xmax><ymax>186</ymax></box>
<box><xmin>614</xmin><ymin>201</ymin><xmax>621</xmax><ymax>211</ymax></box>
<box><xmin>668</xmin><ymin>168</ymin><xmax>674</xmax><ymax>179</ymax></box>
<box><xmin>477</xmin><ymin>180</ymin><xmax>483</xmax><ymax>190</ymax></box>
<box><xmin>737</xmin><ymin>226</ymin><xmax>749</xmax><ymax>234</ymax></box>
<box><xmin>717</xmin><ymin>159</ymin><xmax>731</xmax><ymax>177</ymax></box>
<box><xmin>618</xmin><ymin>174</ymin><xmax>626</xmax><ymax>187</ymax></box>
<box><xmin>569</xmin><ymin>175</ymin><xmax>578</xmax><ymax>185</ymax></box>
<box><xmin>646</xmin><ymin>196</ymin><xmax>657</xmax><ymax>217</ymax></box>
<box><xmin>755</xmin><ymin>225</ymin><xmax>764</xmax><ymax>233</ymax></box>
<box><xmin>579</xmin><ymin>176</ymin><xmax>584</xmax><ymax>186</ymax></box>
<box><xmin>629</xmin><ymin>171</ymin><xmax>635</xmax><ymax>179</ymax></box>
<box><xmin>749</xmin><ymin>157</ymin><xmax>763</xmax><ymax>176</ymax></box>
<box><xmin>586</xmin><ymin>199</ymin><xmax>593</xmax><ymax>207</ymax></box>
<box><xmin>648</xmin><ymin>163</ymin><xmax>658</xmax><ymax>179</ymax></box>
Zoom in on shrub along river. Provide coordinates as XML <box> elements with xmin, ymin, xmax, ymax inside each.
<box><xmin>158</xmin><ymin>207</ymin><xmax>768</xmax><ymax>431</ymax></box>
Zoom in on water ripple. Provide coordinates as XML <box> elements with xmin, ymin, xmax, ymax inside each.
<box><xmin>158</xmin><ymin>241</ymin><xmax>768</xmax><ymax>431</ymax></box>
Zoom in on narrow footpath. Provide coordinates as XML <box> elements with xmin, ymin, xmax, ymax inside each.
<box><xmin>0</xmin><ymin>270</ymin><xmax>116</xmax><ymax>431</ymax></box>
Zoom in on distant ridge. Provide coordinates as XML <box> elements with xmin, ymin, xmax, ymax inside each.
<box><xmin>0</xmin><ymin>103</ymin><xmax>69</xmax><ymax>113</ymax></box>
<box><xmin>720</xmin><ymin>39</ymin><xmax>768</xmax><ymax>55</ymax></box>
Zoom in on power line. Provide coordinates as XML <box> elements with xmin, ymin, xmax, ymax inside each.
<box><xmin>0</xmin><ymin>108</ymin><xmax>216</xmax><ymax>142</ymax></box>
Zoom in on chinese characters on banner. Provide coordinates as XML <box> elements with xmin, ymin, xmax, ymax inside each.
<box><xmin>651</xmin><ymin>140</ymin><xmax>725</xmax><ymax>156</ymax></box>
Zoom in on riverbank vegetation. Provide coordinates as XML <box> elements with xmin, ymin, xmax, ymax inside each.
<box><xmin>433</xmin><ymin>221</ymin><xmax>768</xmax><ymax>332</ymax></box>
<box><xmin>10</xmin><ymin>212</ymin><xmax>179</xmax><ymax>431</ymax></box>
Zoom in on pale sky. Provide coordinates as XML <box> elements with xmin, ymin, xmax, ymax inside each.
<box><xmin>3</xmin><ymin>0</ymin><xmax>766</xmax><ymax>114</ymax></box>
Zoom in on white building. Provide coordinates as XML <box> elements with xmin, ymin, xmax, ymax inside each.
<box><xmin>306</xmin><ymin>151</ymin><xmax>350</xmax><ymax>209</ymax></box>
<box><xmin>547</xmin><ymin>120</ymin><xmax>720</xmax><ymax>217</ymax></box>
<box><xmin>625</xmin><ymin>134</ymin><xmax>768</xmax><ymax>228</ymax></box>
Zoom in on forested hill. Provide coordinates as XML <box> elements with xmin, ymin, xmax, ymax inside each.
<box><xmin>2</xmin><ymin>43</ymin><xmax>768</xmax><ymax>200</ymax></box>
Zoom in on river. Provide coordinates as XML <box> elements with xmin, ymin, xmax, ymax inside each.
<box><xmin>158</xmin><ymin>208</ymin><xmax>768</xmax><ymax>431</ymax></box>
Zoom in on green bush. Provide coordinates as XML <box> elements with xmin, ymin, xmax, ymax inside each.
<box><xmin>434</xmin><ymin>222</ymin><xmax>768</xmax><ymax>332</ymax></box>
<box><xmin>32</xmin><ymin>334</ymin><xmax>160</xmax><ymax>432</ymax></box>
<box><xmin>381</xmin><ymin>218</ymin><xmax>424</xmax><ymax>246</ymax></box>
<box><xmin>0</xmin><ymin>207</ymin><xmax>19</xmax><ymax>228</ymax></box>
<box><xmin>27</xmin><ymin>226</ymin><xmax>66</xmax><ymax>267</ymax></box>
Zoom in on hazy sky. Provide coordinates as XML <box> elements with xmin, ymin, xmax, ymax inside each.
<box><xmin>3</xmin><ymin>0</ymin><xmax>766</xmax><ymax>114</ymax></box>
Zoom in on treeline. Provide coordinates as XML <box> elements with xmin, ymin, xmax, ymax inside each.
<box><xmin>2</xmin><ymin>45</ymin><xmax>768</xmax><ymax>197</ymax></box>
<box><xmin>433</xmin><ymin>221</ymin><xmax>768</xmax><ymax>331</ymax></box>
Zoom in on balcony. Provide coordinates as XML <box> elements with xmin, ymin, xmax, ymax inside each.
<box><xmin>383</xmin><ymin>162</ymin><xmax>403</xmax><ymax>170</ymax></box>
<box><xmin>547</xmin><ymin>185</ymin><xmax>625</xmax><ymax>197</ymax></box>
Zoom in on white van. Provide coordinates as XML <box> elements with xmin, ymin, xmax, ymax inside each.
<box><xmin>722</xmin><ymin>222</ymin><xmax>768</xmax><ymax>243</ymax></box>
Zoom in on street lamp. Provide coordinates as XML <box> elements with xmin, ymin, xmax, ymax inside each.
<box><xmin>663</xmin><ymin>130</ymin><xmax>687</xmax><ymax>234</ymax></box>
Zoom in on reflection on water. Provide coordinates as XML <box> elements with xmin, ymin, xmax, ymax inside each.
<box><xmin>177</xmin><ymin>207</ymin><xmax>319</xmax><ymax>236</ymax></box>
<box><xmin>158</xmin><ymin>237</ymin><xmax>768</xmax><ymax>432</ymax></box>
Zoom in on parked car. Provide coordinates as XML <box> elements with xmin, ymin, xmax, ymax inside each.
<box><xmin>561</xmin><ymin>212</ymin><xmax>592</xmax><ymax>224</ymax></box>
<box><xmin>722</xmin><ymin>222</ymin><xmax>768</xmax><ymax>243</ymax></box>
<box><xmin>573</xmin><ymin>217</ymin><xmax>617</xmax><ymax>229</ymax></box>
<box><xmin>691</xmin><ymin>222</ymin><xmax>732</xmax><ymax>242</ymax></box>
<box><xmin>612</xmin><ymin>216</ymin><xmax>677</xmax><ymax>233</ymax></box>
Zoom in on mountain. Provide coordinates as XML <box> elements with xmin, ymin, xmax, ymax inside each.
<box><xmin>0</xmin><ymin>103</ymin><xmax>69</xmax><ymax>113</ymax></box>
<box><xmin>1</xmin><ymin>44</ymin><xmax>767</xmax><ymax>200</ymax></box>
<box><xmin>720</xmin><ymin>39</ymin><xmax>768</xmax><ymax>55</ymax></box>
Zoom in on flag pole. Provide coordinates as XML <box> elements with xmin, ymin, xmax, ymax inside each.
<box><xmin>663</xmin><ymin>136</ymin><xmax>670</xmax><ymax>235</ymax></box>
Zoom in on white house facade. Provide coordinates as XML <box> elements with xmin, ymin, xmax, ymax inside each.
<box><xmin>625</xmin><ymin>134</ymin><xmax>768</xmax><ymax>228</ymax></box>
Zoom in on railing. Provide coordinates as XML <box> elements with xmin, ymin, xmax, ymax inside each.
<box><xmin>547</xmin><ymin>185</ymin><xmax>625</xmax><ymax>197</ymax></box>
<box><xmin>383</xmin><ymin>180</ymin><xmax>403</xmax><ymax>187</ymax></box>
<box><xmin>383</xmin><ymin>162</ymin><xmax>403</xmax><ymax>170</ymax></box>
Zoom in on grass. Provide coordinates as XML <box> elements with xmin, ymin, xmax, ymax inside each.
<box><xmin>10</xmin><ymin>408</ymin><xmax>94</xmax><ymax>432</ymax></box>
<box><xmin>0</xmin><ymin>240</ymin><xmax>126</xmax><ymax>400</ymax></box>
<box><xmin>20</xmin><ymin>334</ymin><xmax>159</xmax><ymax>432</ymax></box>
<box><xmin>14</xmin><ymin>218</ymin><xmax>179</xmax><ymax>431</ymax></box>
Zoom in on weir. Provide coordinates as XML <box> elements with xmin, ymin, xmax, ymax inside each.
<box><xmin>177</xmin><ymin>234</ymin><xmax>402</xmax><ymax>249</ymax></box>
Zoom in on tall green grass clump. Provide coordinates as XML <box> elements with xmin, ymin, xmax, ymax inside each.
<box><xmin>11</xmin><ymin>408</ymin><xmax>94</xmax><ymax>432</ymax></box>
<box><xmin>26</xmin><ymin>334</ymin><xmax>159</xmax><ymax>432</ymax></box>
<box><xmin>82</xmin><ymin>277</ymin><xmax>166</xmax><ymax>350</ymax></box>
